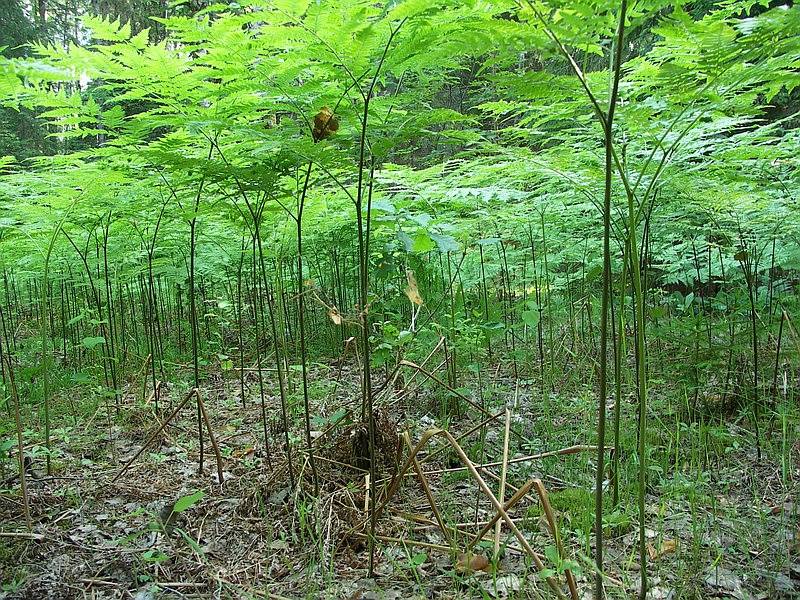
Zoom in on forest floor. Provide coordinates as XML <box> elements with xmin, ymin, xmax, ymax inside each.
<box><xmin>1</xmin><ymin>364</ymin><xmax>798</xmax><ymax>600</ymax></box>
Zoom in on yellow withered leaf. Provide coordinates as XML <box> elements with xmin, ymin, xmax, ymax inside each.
<box><xmin>404</xmin><ymin>269</ymin><xmax>424</xmax><ymax>306</ymax></box>
<box><xmin>648</xmin><ymin>539</ymin><xmax>677</xmax><ymax>560</ymax></box>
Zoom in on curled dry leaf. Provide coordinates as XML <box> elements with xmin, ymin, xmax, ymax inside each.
<box><xmin>404</xmin><ymin>269</ymin><xmax>424</xmax><ymax>306</ymax></box>
<box><xmin>647</xmin><ymin>538</ymin><xmax>677</xmax><ymax>560</ymax></box>
<box><xmin>455</xmin><ymin>552</ymin><xmax>490</xmax><ymax>574</ymax></box>
<box><xmin>231</xmin><ymin>446</ymin><xmax>254</xmax><ymax>460</ymax></box>
<box><xmin>312</xmin><ymin>106</ymin><xmax>339</xmax><ymax>142</ymax></box>
<box><xmin>328</xmin><ymin>308</ymin><xmax>342</xmax><ymax>325</ymax></box>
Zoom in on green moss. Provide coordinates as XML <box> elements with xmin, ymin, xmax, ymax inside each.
<box><xmin>523</xmin><ymin>487</ymin><xmax>593</xmax><ymax>534</ymax></box>
<box><xmin>546</xmin><ymin>487</ymin><xmax>594</xmax><ymax>513</ymax></box>
<box><xmin>522</xmin><ymin>487</ymin><xmax>633</xmax><ymax>535</ymax></box>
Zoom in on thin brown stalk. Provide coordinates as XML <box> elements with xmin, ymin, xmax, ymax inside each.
<box><xmin>494</xmin><ymin>407</ymin><xmax>512</xmax><ymax>559</ymax></box>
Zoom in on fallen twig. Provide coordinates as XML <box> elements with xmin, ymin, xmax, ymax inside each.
<box><xmin>422</xmin><ymin>444</ymin><xmax>607</xmax><ymax>476</ymax></box>
<box><xmin>0</xmin><ymin>531</ymin><xmax>45</xmax><ymax>540</ymax></box>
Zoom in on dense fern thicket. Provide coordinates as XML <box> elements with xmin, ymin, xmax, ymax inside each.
<box><xmin>0</xmin><ymin>1</ymin><xmax>798</xmax><ymax>599</ymax></box>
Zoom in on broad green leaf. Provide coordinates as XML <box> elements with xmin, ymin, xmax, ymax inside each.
<box><xmin>173</xmin><ymin>490</ymin><xmax>204</xmax><ymax>513</ymax></box>
<box><xmin>522</xmin><ymin>310</ymin><xmax>540</xmax><ymax>328</ymax></box>
<box><xmin>81</xmin><ymin>336</ymin><xmax>105</xmax><ymax>350</ymax></box>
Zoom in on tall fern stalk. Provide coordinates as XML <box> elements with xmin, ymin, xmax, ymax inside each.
<box><xmin>353</xmin><ymin>20</ymin><xmax>405</xmax><ymax>577</ymax></box>
<box><xmin>527</xmin><ymin>1</ymin><xmax>628</xmax><ymax>595</ymax></box>
<box><xmin>594</xmin><ymin>2</ymin><xmax>627</xmax><ymax>596</ymax></box>
<box><xmin>188</xmin><ymin>142</ymin><xmax>215</xmax><ymax>474</ymax></box>
<box><xmin>296</xmin><ymin>162</ymin><xmax>319</xmax><ymax>494</ymax></box>
<box><xmin>41</xmin><ymin>197</ymin><xmax>81</xmax><ymax>475</ymax></box>
<box><xmin>628</xmin><ymin>182</ymin><xmax>648</xmax><ymax>599</ymax></box>
<box><xmin>2</xmin><ymin>298</ymin><xmax>31</xmax><ymax>530</ymax></box>
<box><xmin>0</xmin><ymin>3</ymin><xmax>796</xmax><ymax>595</ymax></box>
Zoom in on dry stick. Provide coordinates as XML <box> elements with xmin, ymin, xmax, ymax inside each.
<box><xmin>0</xmin><ymin>531</ymin><xmax>44</xmax><ymax>540</ymax></box>
<box><xmin>111</xmin><ymin>388</ymin><xmax>196</xmax><ymax>483</ymax></box>
<box><xmin>195</xmin><ymin>390</ymin><xmax>225</xmax><ymax>485</ymax></box>
<box><xmin>422</xmin><ymin>444</ymin><xmax>603</xmax><ymax>476</ymax></box>
<box><xmin>143</xmin><ymin>381</ymin><xmax>162</xmax><ymax>408</ymax></box>
<box><xmin>533</xmin><ymin>480</ymin><xmax>579</xmax><ymax>600</ymax></box>
<box><xmin>494</xmin><ymin>407</ymin><xmax>512</xmax><ymax>560</ymax></box>
<box><xmin>438</xmin><ymin>430</ymin><xmax>566</xmax><ymax>599</ymax></box>
<box><xmin>329</xmin><ymin>336</ymin><xmax>357</xmax><ymax>397</ymax></box>
<box><xmin>366</xmin><ymin>429</ymin><xmax>566</xmax><ymax>599</ymax></box>
<box><xmin>138</xmin><ymin>353</ymin><xmax>152</xmax><ymax>402</ymax></box>
<box><xmin>771</xmin><ymin>308</ymin><xmax>786</xmax><ymax>399</ymax></box>
<box><xmin>413</xmin><ymin>409</ymin><xmax>506</xmax><ymax>468</ymax></box>
<box><xmin>402</xmin><ymin>432</ymin><xmax>452</xmax><ymax>546</ymax></box>
<box><xmin>393</xmin><ymin>512</ymin><xmax>537</xmax><ymax>553</ymax></box>
<box><xmin>372</xmin><ymin>336</ymin><xmax>445</xmax><ymax>400</ymax></box>
<box><xmin>386</xmin><ymin>358</ymin><xmax>449</xmax><ymax>408</ymax></box>
<box><xmin>353</xmin><ymin>532</ymin><xmax>451</xmax><ymax>553</ymax></box>
<box><xmin>398</xmin><ymin>360</ymin><xmax>520</xmax><ymax>436</ymax></box>
<box><xmin>311</xmin><ymin>409</ymin><xmax>354</xmax><ymax>447</ymax></box>
<box><xmin>371</xmin><ymin>429</ymin><xmax>440</xmax><ymax>524</ymax></box>
<box><xmin>482</xmin><ymin>464</ymin><xmax>521</xmax><ymax>497</ymax></box>
<box><xmin>468</xmin><ymin>479</ymin><xmax>536</xmax><ymax>553</ymax></box>
<box><xmin>781</xmin><ymin>307</ymin><xmax>800</xmax><ymax>355</ymax></box>
<box><xmin>391</xmin><ymin>511</ymin><xmax>465</xmax><ymax>532</ymax></box>
<box><xmin>402</xmin><ymin>336</ymin><xmax>445</xmax><ymax>389</ymax></box>
<box><xmin>380</xmin><ymin>440</ymin><xmax>585</xmax><ymax>515</ymax></box>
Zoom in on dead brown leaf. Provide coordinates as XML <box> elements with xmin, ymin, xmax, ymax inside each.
<box><xmin>404</xmin><ymin>270</ymin><xmax>424</xmax><ymax>306</ymax></box>
<box><xmin>648</xmin><ymin>539</ymin><xmax>677</xmax><ymax>560</ymax></box>
<box><xmin>231</xmin><ymin>446</ymin><xmax>254</xmax><ymax>459</ymax></box>
<box><xmin>455</xmin><ymin>552</ymin><xmax>490</xmax><ymax>574</ymax></box>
